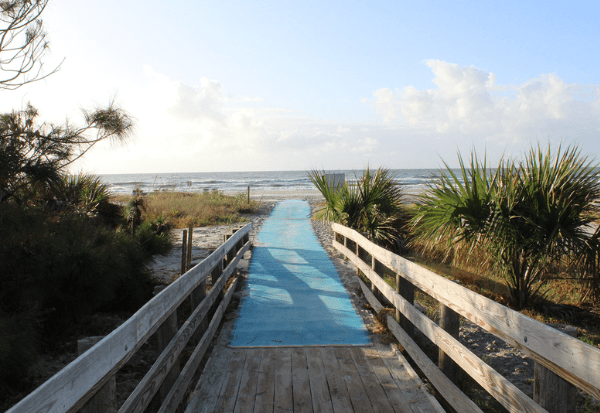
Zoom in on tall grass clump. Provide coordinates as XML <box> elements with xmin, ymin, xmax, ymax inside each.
<box><xmin>309</xmin><ymin>167</ymin><xmax>410</xmax><ymax>251</ymax></box>
<box><xmin>122</xmin><ymin>191</ymin><xmax>259</xmax><ymax>228</ymax></box>
<box><xmin>411</xmin><ymin>144</ymin><xmax>600</xmax><ymax>309</ymax></box>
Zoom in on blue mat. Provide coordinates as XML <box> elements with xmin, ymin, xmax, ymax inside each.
<box><xmin>229</xmin><ymin>199</ymin><xmax>370</xmax><ymax>347</ymax></box>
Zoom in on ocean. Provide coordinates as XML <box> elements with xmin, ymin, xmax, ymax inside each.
<box><xmin>99</xmin><ymin>169</ymin><xmax>445</xmax><ymax>195</ymax></box>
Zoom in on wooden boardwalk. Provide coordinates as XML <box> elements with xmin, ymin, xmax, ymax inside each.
<box><xmin>185</xmin><ymin>345</ymin><xmax>444</xmax><ymax>413</ymax></box>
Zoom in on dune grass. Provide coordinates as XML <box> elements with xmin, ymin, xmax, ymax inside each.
<box><xmin>115</xmin><ymin>191</ymin><xmax>259</xmax><ymax>228</ymax></box>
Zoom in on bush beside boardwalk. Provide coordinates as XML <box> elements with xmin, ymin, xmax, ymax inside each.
<box><xmin>0</xmin><ymin>189</ymin><xmax>257</xmax><ymax>410</ymax></box>
<box><xmin>410</xmin><ymin>144</ymin><xmax>600</xmax><ymax>310</ymax></box>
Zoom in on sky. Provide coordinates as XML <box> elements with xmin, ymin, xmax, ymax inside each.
<box><xmin>1</xmin><ymin>0</ymin><xmax>600</xmax><ymax>174</ymax></box>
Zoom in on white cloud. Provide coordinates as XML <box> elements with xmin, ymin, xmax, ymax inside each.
<box><xmin>372</xmin><ymin>60</ymin><xmax>600</xmax><ymax>144</ymax></box>
<box><xmin>72</xmin><ymin>67</ymin><xmax>399</xmax><ymax>173</ymax></box>
<box><xmin>5</xmin><ymin>59</ymin><xmax>600</xmax><ymax>174</ymax></box>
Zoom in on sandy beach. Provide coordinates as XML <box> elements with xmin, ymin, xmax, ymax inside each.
<box><xmin>222</xmin><ymin>188</ymin><xmax>325</xmax><ymax>203</ymax></box>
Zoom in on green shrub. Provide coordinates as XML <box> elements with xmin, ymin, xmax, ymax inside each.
<box><xmin>309</xmin><ymin>167</ymin><xmax>410</xmax><ymax>251</ymax></box>
<box><xmin>411</xmin><ymin>144</ymin><xmax>600</xmax><ymax>309</ymax></box>
<box><xmin>0</xmin><ymin>312</ymin><xmax>37</xmax><ymax>386</ymax></box>
<box><xmin>0</xmin><ymin>201</ymin><xmax>172</xmax><ymax>389</ymax></box>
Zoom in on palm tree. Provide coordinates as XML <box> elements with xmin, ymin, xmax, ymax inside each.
<box><xmin>411</xmin><ymin>145</ymin><xmax>600</xmax><ymax>309</ymax></box>
<box><xmin>309</xmin><ymin>167</ymin><xmax>409</xmax><ymax>251</ymax></box>
<box><xmin>127</xmin><ymin>196</ymin><xmax>146</xmax><ymax>234</ymax></box>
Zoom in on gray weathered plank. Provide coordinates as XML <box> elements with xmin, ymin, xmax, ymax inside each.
<box><xmin>184</xmin><ymin>349</ymin><xmax>233</xmax><ymax>413</ymax></box>
<box><xmin>213</xmin><ymin>350</ymin><xmax>249</xmax><ymax>413</ymax></box>
<box><xmin>254</xmin><ymin>349</ymin><xmax>275</xmax><ymax>413</ymax></box>
<box><xmin>334</xmin><ymin>347</ymin><xmax>375</xmax><ymax>413</ymax></box>
<box><xmin>319</xmin><ymin>348</ymin><xmax>355</xmax><ymax>413</ymax></box>
<box><xmin>273</xmin><ymin>348</ymin><xmax>293</xmax><ymax>413</ymax></box>
<box><xmin>348</xmin><ymin>347</ymin><xmax>396</xmax><ymax>413</ymax></box>
<box><xmin>292</xmin><ymin>348</ymin><xmax>314</xmax><ymax>413</ymax></box>
<box><xmin>378</xmin><ymin>345</ymin><xmax>446</xmax><ymax>413</ymax></box>
<box><xmin>234</xmin><ymin>348</ymin><xmax>263</xmax><ymax>413</ymax></box>
<box><xmin>362</xmin><ymin>348</ymin><xmax>415</xmax><ymax>413</ymax></box>
<box><xmin>305</xmin><ymin>348</ymin><xmax>334</xmax><ymax>413</ymax></box>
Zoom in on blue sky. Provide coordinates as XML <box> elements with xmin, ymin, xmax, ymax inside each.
<box><xmin>2</xmin><ymin>0</ymin><xmax>599</xmax><ymax>173</ymax></box>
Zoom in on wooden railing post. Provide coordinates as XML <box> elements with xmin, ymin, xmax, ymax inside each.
<box><xmin>211</xmin><ymin>257</ymin><xmax>224</xmax><ymax>286</ymax></box>
<box><xmin>225</xmin><ymin>233</ymin><xmax>236</xmax><ymax>266</ymax></box>
<box><xmin>190</xmin><ymin>280</ymin><xmax>207</xmax><ymax>345</ymax></box>
<box><xmin>398</xmin><ymin>274</ymin><xmax>414</xmax><ymax>338</ymax></box>
<box><xmin>187</xmin><ymin>224</ymin><xmax>193</xmax><ymax>270</ymax></box>
<box><xmin>371</xmin><ymin>256</ymin><xmax>378</xmax><ymax>301</ymax></box>
<box><xmin>355</xmin><ymin>242</ymin><xmax>360</xmax><ymax>276</ymax></box>
<box><xmin>181</xmin><ymin>229</ymin><xmax>188</xmax><ymax>274</ymax></box>
<box><xmin>77</xmin><ymin>337</ymin><xmax>116</xmax><ymax>413</ymax></box>
<box><xmin>395</xmin><ymin>273</ymin><xmax>401</xmax><ymax>323</ymax></box>
<box><xmin>534</xmin><ymin>324</ymin><xmax>578</xmax><ymax>413</ymax></box>
<box><xmin>154</xmin><ymin>285</ymin><xmax>181</xmax><ymax>401</ymax></box>
<box><xmin>439</xmin><ymin>301</ymin><xmax>460</xmax><ymax>384</ymax></box>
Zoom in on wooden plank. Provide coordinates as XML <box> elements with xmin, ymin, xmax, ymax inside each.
<box><xmin>6</xmin><ymin>223</ymin><xmax>252</xmax><ymax>413</ymax></box>
<box><xmin>273</xmin><ymin>348</ymin><xmax>293</xmax><ymax>413</ymax></box>
<box><xmin>357</xmin><ymin>257</ymin><xmax>546</xmax><ymax>413</ymax></box>
<box><xmin>378</xmin><ymin>346</ymin><xmax>446</xmax><ymax>413</ymax></box>
<box><xmin>362</xmin><ymin>348</ymin><xmax>415</xmax><ymax>413</ymax></box>
<box><xmin>438</xmin><ymin>302</ymin><xmax>460</xmax><ymax>384</ymax></box>
<box><xmin>120</xmin><ymin>242</ymin><xmax>250</xmax><ymax>413</ymax></box>
<box><xmin>184</xmin><ymin>349</ymin><xmax>235</xmax><ymax>413</ymax></box>
<box><xmin>213</xmin><ymin>350</ymin><xmax>249</xmax><ymax>413</ymax></box>
<box><xmin>386</xmin><ymin>315</ymin><xmax>483</xmax><ymax>413</ymax></box>
<box><xmin>348</xmin><ymin>347</ymin><xmax>396</xmax><ymax>413</ymax></box>
<box><xmin>334</xmin><ymin>347</ymin><xmax>375</xmax><ymax>413</ymax></box>
<box><xmin>156</xmin><ymin>311</ymin><xmax>180</xmax><ymax>402</ymax></box>
<box><xmin>292</xmin><ymin>348</ymin><xmax>314</xmax><ymax>413</ymax></box>
<box><xmin>332</xmin><ymin>223</ymin><xmax>600</xmax><ymax>399</ymax></box>
<box><xmin>305</xmin><ymin>348</ymin><xmax>334</xmax><ymax>413</ymax></box>
<box><xmin>159</xmin><ymin>276</ymin><xmax>242</xmax><ymax>413</ymax></box>
<box><xmin>357</xmin><ymin>276</ymin><xmax>482</xmax><ymax>413</ymax></box>
<box><xmin>254</xmin><ymin>349</ymin><xmax>275</xmax><ymax>413</ymax></box>
<box><xmin>190</xmin><ymin>280</ymin><xmax>208</xmax><ymax>345</ymax></box>
<box><xmin>234</xmin><ymin>348</ymin><xmax>263</xmax><ymax>413</ymax></box>
<box><xmin>319</xmin><ymin>348</ymin><xmax>355</xmax><ymax>413</ymax></box>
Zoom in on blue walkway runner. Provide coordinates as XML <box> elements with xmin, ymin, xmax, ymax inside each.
<box><xmin>230</xmin><ymin>200</ymin><xmax>370</xmax><ymax>347</ymax></box>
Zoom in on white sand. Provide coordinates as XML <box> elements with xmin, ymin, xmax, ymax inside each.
<box><xmin>222</xmin><ymin>188</ymin><xmax>325</xmax><ymax>203</ymax></box>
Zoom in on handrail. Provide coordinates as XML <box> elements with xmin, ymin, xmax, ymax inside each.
<box><xmin>7</xmin><ymin>223</ymin><xmax>252</xmax><ymax>413</ymax></box>
<box><xmin>332</xmin><ymin>222</ymin><xmax>600</xmax><ymax>413</ymax></box>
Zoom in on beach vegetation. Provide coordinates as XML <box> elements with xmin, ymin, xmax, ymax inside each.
<box><xmin>0</xmin><ymin>102</ymin><xmax>133</xmax><ymax>204</ymax></box>
<box><xmin>309</xmin><ymin>166</ymin><xmax>410</xmax><ymax>252</ymax></box>
<box><xmin>410</xmin><ymin>144</ymin><xmax>600</xmax><ymax>309</ymax></box>
<box><xmin>0</xmin><ymin>102</ymin><xmax>176</xmax><ymax>398</ymax></box>
<box><xmin>0</xmin><ymin>201</ymin><xmax>168</xmax><ymax>390</ymax></box>
<box><xmin>114</xmin><ymin>190</ymin><xmax>259</xmax><ymax>229</ymax></box>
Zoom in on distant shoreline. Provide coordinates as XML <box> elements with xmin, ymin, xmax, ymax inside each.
<box><xmin>221</xmin><ymin>187</ymin><xmax>424</xmax><ymax>203</ymax></box>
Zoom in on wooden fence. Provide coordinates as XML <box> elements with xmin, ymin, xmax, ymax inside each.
<box><xmin>7</xmin><ymin>223</ymin><xmax>251</xmax><ymax>413</ymax></box>
<box><xmin>332</xmin><ymin>223</ymin><xmax>600</xmax><ymax>413</ymax></box>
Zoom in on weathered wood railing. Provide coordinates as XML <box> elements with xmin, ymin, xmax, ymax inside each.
<box><xmin>8</xmin><ymin>223</ymin><xmax>252</xmax><ymax>413</ymax></box>
<box><xmin>332</xmin><ymin>223</ymin><xmax>600</xmax><ymax>413</ymax></box>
